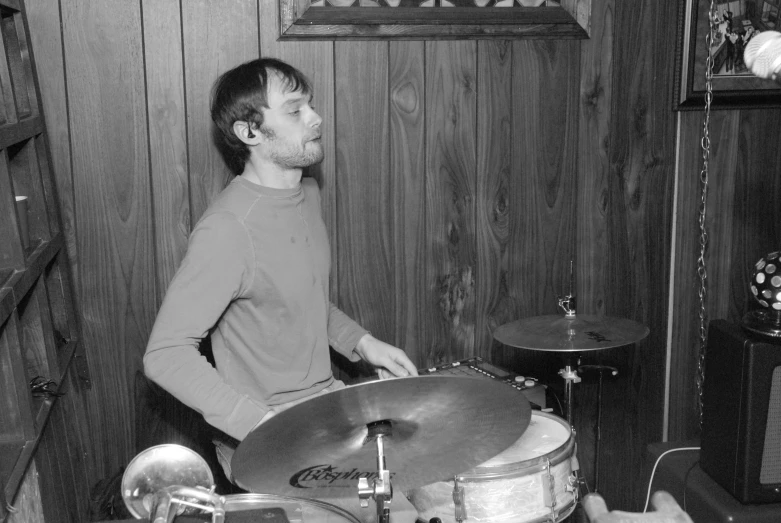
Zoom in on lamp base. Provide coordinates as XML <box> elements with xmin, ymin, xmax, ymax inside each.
<box><xmin>742</xmin><ymin>309</ymin><xmax>781</xmax><ymax>338</ymax></box>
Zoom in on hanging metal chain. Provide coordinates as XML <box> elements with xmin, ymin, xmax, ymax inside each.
<box><xmin>696</xmin><ymin>0</ymin><xmax>716</xmax><ymax>428</ymax></box>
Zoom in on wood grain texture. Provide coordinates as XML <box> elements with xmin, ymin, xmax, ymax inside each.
<box><xmin>596</xmin><ymin>0</ymin><xmax>677</xmax><ymax>510</ymax></box>
<box><xmin>572</xmin><ymin>0</ymin><xmax>612</xmax><ymax>491</ymax></box>
<box><xmin>389</xmin><ymin>40</ymin><xmax>425</xmax><ymax>364</ymax></box>
<box><xmin>731</xmin><ymin>109</ymin><xmax>781</xmax><ymax>320</ymax></box>
<box><xmin>182</xmin><ymin>0</ymin><xmax>258</xmax><ymax>222</ymax></box>
<box><xmin>142</xmin><ymin>0</ymin><xmax>190</xmax><ymax>302</ymax></box>
<box><xmin>475</xmin><ymin>40</ymin><xmax>514</xmax><ymax>355</ymax></box>
<box><xmin>509</xmin><ymin>40</ymin><xmax>578</xmax><ymax>321</ymax></box>
<box><xmin>34</xmin><ymin>366</ymin><xmax>90</xmax><ymax>523</ymax></box>
<box><xmin>334</xmin><ymin>41</ymin><xmax>393</xmax><ymax>348</ymax></box>
<box><xmin>423</xmin><ymin>41</ymin><xmax>477</xmax><ymax>366</ymax></box>
<box><xmin>577</xmin><ymin>0</ymin><xmax>612</xmax><ymax>318</ymax></box>
<box><xmin>61</xmin><ymin>0</ymin><xmax>154</xmax><ymax>480</ymax></box>
<box><xmin>667</xmin><ymin>110</ymin><xmax>739</xmax><ymax>440</ymax></box>
<box><xmin>668</xmin><ymin>109</ymin><xmax>781</xmax><ymax>445</ymax></box>
<box><xmin>6</xmin><ymin>461</ymin><xmax>43</xmax><ymax>523</ymax></box>
<box><xmin>24</xmin><ymin>0</ymin><xmax>77</xmax><ymax>289</ymax></box>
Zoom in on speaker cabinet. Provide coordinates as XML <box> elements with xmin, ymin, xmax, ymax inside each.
<box><xmin>701</xmin><ymin>319</ymin><xmax>781</xmax><ymax>504</ymax></box>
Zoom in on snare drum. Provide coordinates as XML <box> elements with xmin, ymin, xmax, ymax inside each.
<box><xmin>408</xmin><ymin>411</ymin><xmax>577</xmax><ymax>523</ymax></box>
<box><xmin>222</xmin><ymin>493</ymin><xmax>360</xmax><ymax>522</ymax></box>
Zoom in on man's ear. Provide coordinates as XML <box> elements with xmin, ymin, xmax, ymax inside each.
<box><xmin>233</xmin><ymin>121</ymin><xmax>260</xmax><ymax>145</ymax></box>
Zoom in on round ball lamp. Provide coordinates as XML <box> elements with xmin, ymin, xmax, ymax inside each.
<box><xmin>743</xmin><ymin>251</ymin><xmax>781</xmax><ymax>337</ymax></box>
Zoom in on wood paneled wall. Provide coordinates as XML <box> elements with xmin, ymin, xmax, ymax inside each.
<box><xmin>18</xmin><ymin>0</ymin><xmax>781</xmax><ymax>519</ymax></box>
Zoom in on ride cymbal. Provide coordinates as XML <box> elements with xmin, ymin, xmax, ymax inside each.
<box><xmin>494</xmin><ymin>314</ymin><xmax>649</xmax><ymax>352</ymax></box>
<box><xmin>232</xmin><ymin>376</ymin><xmax>531</xmax><ymax>498</ymax></box>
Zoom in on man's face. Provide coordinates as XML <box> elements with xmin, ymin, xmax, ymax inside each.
<box><xmin>258</xmin><ymin>72</ymin><xmax>323</xmax><ymax>169</ymax></box>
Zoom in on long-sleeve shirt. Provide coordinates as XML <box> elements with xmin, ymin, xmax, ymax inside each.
<box><xmin>144</xmin><ymin>176</ymin><xmax>367</xmax><ymax>440</ymax></box>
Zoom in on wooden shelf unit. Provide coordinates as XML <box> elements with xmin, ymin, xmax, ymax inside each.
<box><xmin>0</xmin><ymin>0</ymin><xmax>88</xmax><ymax>518</ymax></box>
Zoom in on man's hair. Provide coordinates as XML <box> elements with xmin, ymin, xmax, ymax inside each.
<box><xmin>210</xmin><ymin>58</ymin><xmax>312</xmax><ymax>175</ymax></box>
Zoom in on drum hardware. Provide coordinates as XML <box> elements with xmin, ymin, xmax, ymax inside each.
<box><xmin>358</xmin><ymin>423</ymin><xmax>393</xmax><ymax>523</ymax></box>
<box><xmin>492</xmin><ymin>283</ymin><xmax>650</xmax><ymax>508</ymax></box>
<box><xmin>451</xmin><ymin>477</ymin><xmax>466</xmax><ymax>522</ymax></box>
<box><xmin>578</xmin><ymin>363</ymin><xmax>618</xmax><ymax>493</ymax></box>
<box><xmin>409</xmin><ymin>411</ymin><xmax>578</xmax><ymax>523</ymax></box>
<box><xmin>543</xmin><ymin>458</ymin><xmax>557</xmax><ymax>522</ymax></box>
<box><xmin>233</xmin><ymin>375</ymin><xmax>532</xmax><ymax>511</ymax></box>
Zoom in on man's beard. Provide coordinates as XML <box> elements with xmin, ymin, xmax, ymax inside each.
<box><xmin>261</xmin><ymin>126</ymin><xmax>324</xmax><ymax>169</ymax></box>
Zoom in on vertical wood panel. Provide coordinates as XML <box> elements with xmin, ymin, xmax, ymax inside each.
<box><xmin>668</xmin><ymin>110</ymin><xmax>740</xmax><ymax>441</ymax></box>
<box><xmin>142</xmin><ymin>0</ymin><xmax>189</xmax><ymax>301</ymax></box>
<box><xmin>182</xmin><ymin>0</ymin><xmax>258</xmax><ymax>222</ymax></box>
<box><xmin>603</xmin><ymin>0</ymin><xmax>677</xmax><ymax>510</ymax></box>
<box><xmin>731</xmin><ymin>110</ymin><xmax>781</xmax><ymax>320</ymax></box>
<box><xmin>510</xmin><ymin>41</ymin><xmax>579</xmax><ymax>319</ymax></box>
<box><xmin>334</xmin><ymin>41</ymin><xmax>392</xmax><ymax>349</ymax></box>
<box><xmin>24</xmin><ymin>0</ymin><xmax>77</xmax><ymax>289</ymax></box>
<box><xmin>61</xmin><ymin>0</ymin><xmax>153</xmax><ymax>478</ymax></box>
<box><xmin>475</xmin><ymin>41</ymin><xmax>514</xmax><ymax>356</ymax></box>
<box><xmin>573</xmin><ymin>0</ymin><xmax>613</xmax><ymax>492</ymax></box>
<box><xmin>498</xmin><ymin>40</ymin><xmax>580</xmax><ymax>384</ymax></box>
<box><xmin>389</xmin><ymin>41</ymin><xmax>425</xmax><ymax>365</ymax></box>
<box><xmin>423</xmin><ymin>41</ymin><xmax>477</xmax><ymax>366</ymax></box>
<box><xmin>577</xmin><ymin>0</ymin><xmax>613</xmax><ymax>317</ymax></box>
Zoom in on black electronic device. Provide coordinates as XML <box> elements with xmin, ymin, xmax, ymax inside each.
<box><xmin>419</xmin><ymin>356</ymin><xmax>546</xmax><ymax>409</ymax></box>
<box><xmin>700</xmin><ymin>319</ymin><xmax>781</xmax><ymax>504</ymax></box>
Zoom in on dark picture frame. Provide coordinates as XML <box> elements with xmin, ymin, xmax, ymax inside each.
<box><xmin>278</xmin><ymin>0</ymin><xmax>591</xmax><ymax>40</ymax></box>
<box><xmin>674</xmin><ymin>0</ymin><xmax>781</xmax><ymax>110</ymax></box>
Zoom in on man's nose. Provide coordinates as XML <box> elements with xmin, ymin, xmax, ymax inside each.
<box><xmin>309</xmin><ymin>109</ymin><xmax>322</xmax><ymax>128</ymax></box>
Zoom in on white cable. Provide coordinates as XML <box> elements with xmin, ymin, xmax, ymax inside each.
<box><xmin>643</xmin><ymin>446</ymin><xmax>700</xmax><ymax>512</ymax></box>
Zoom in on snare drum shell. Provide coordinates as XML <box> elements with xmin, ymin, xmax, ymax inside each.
<box><xmin>407</xmin><ymin>411</ymin><xmax>577</xmax><ymax>523</ymax></box>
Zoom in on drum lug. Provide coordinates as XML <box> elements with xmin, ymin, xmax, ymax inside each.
<box><xmin>566</xmin><ymin>472</ymin><xmax>580</xmax><ymax>501</ymax></box>
<box><xmin>452</xmin><ymin>476</ymin><xmax>467</xmax><ymax>523</ymax></box>
<box><xmin>542</xmin><ymin>459</ymin><xmax>557</xmax><ymax>522</ymax></box>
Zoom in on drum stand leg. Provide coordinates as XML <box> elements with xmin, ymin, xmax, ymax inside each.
<box><xmin>578</xmin><ymin>364</ymin><xmax>618</xmax><ymax>494</ymax></box>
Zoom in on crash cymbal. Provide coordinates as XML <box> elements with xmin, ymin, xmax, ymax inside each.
<box><xmin>494</xmin><ymin>314</ymin><xmax>649</xmax><ymax>352</ymax></box>
<box><xmin>232</xmin><ymin>376</ymin><xmax>531</xmax><ymax>499</ymax></box>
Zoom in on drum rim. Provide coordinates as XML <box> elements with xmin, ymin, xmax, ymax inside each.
<box><xmin>461</xmin><ymin>411</ymin><xmax>574</xmax><ymax>477</ymax></box>
<box><xmin>222</xmin><ymin>492</ymin><xmax>361</xmax><ymax>522</ymax></box>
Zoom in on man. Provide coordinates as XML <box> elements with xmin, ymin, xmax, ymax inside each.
<box><xmin>144</xmin><ymin>58</ymin><xmax>418</xmax><ymax>480</ymax></box>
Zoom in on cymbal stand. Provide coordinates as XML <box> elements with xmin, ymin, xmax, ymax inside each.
<box><xmin>559</xmin><ymin>355</ymin><xmax>582</xmax><ymax>426</ymax></box>
<box><xmin>556</xmin><ymin>292</ymin><xmax>580</xmax><ymax>426</ymax></box>
<box><xmin>359</xmin><ymin>422</ymin><xmax>393</xmax><ymax>523</ymax></box>
<box><xmin>578</xmin><ymin>363</ymin><xmax>618</xmax><ymax>493</ymax></box>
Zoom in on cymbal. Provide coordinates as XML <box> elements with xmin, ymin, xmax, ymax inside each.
<box><xmin>494</xmin><ymin>314</ymin><xmax>649</xmax><ymax>352</ymax></box>
<box><xmin>232</xmin><ymin>376</ymin><xmax>531</xmax><ymax>499</ymax></box>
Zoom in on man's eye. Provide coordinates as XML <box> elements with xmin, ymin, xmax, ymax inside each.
<box><xmin>290</xmin><ymin>110</ymin><xmax>300</xmax><ymax>115</ymax></box>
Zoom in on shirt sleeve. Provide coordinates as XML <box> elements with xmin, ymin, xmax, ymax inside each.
<box><xmin>327</xmin><ymin>303</ymin><xmax>369</xmax><ymax>362</ymax></box>
<box><xmin>144</xmin><ymin>211</ymin><xmax>268</xmax><ymax>440</ymax></box>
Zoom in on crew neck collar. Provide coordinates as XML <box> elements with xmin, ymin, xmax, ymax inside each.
<box><xmin>234</xmin><ymin>176</ymin><xmax>303</xmax><ymax>199</ymax></box>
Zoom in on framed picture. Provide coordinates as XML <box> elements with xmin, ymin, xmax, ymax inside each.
<box><xmin>278</xmin><ymin>0</ymin><xmax>591</xmax><ymax>40</ymax></box>
<box><xmin>674</xmin><ymin>0</ymin><xmax>781</xmax><ymax>110</ymax></box>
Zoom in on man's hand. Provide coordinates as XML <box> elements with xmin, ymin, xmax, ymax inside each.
<box><xmin>583</xmin><ymin>491</ymin><xmax>694</xmax><ymax>523</ymax></box>
<box><xmin>355</xmin><ymin>334</ymin><xmax>419</xmax><ymax>379</ymax></box>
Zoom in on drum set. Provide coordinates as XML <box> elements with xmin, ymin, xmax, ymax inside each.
<box><xmin>121</xmin><ymin>300</ymin><xmax>647</xmax><ymax>523</ymax></box>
